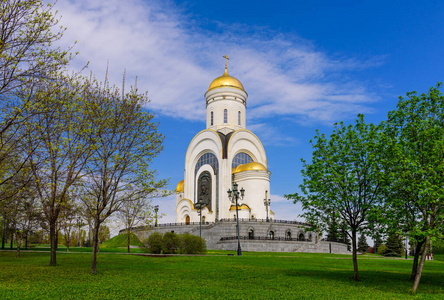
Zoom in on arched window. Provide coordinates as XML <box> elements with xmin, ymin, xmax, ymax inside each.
<box><xmin>238</xmin><ymin>111</ymin><xmax>241</xmax><ymax>125</ymax></box>
<box><xmin>248</xmin><ymin>229</ymin><xmax>254</xmax><ymax>239</ymax></box>
<box><xmin>298</xmin><ymin>232</ymin><xmax>305</xmax><ymax>241</ymax></box>
<box><xmin>268</xmin><ymin>230</ymin><xmax>275</xmax><ymax>240</ymax></box>
<box><xmin>232</xmin><ymin>152</ymin><xmax>253</xmax><ymax>168</ymax></box>
<box><xmin>224</xmin><ymin>109</ymin><xmax>227</xmax><ymax>123</ymax></box>
<box><xmin>308</xmin><ymin>234</ymin><xmax>312</xmax><ymax>242</ymax></box>
<box><xmin>195</xmin><ymin>153</ymin><xmax>219</xmax><ymax>214</ymax></box>
<box><xmin>211</xmin><ymin>111</ymin><xmax>213</xmax><ymax>126</ymax></box>
<box><xmin>286</xmin><ymin>230</ymin><xmax>292</xmax><ymax>240</ymax></box>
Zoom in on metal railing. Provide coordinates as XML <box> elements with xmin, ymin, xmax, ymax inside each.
<box><xmin>219</xmin><ymin>236</ymin><xmax>312</xmax><ymax>242</ymax></box>
<box><xmin>119</xmin><ymin>219</ymin><xmax>310</xmax><ymax>234</ymax></box>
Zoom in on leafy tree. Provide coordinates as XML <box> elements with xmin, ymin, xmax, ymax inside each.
<box><xmin>24</xmin><ymin>74</ymin><xmax>97</xmax><ymax>266</ymax></box>
<box><xmin>383</xmin><ymin>83</ymin><xmax>444</xmax><ymax>292</ymax></box>
<box><xmin>326</xmin><ymin>211</ymin><xmax>340</xmax><ymax>242</ymax></box>
<box><xmin>117</xmin><ymin>195</ymin><xmax>154</xmax><ymax>254</ymax></box>
<box><xmin>286</xmin><ymin>114</ymin><xmax>385</xmax><ymax>281</ymax></box>
<box><xmin>357</xmin><ymin>234</ymin><xmax>369</xmax><ymax>253</ymax></box>
<box><xmin>384</xmin><ymin>233</ymin><xmax>404</xmax><ymax>257</ymax></box>
<box><xmin>79</xmin><ymin>75</ymin><xmax>167</xmax><ymax>274</ymax></box>
<box><xmin>0</xmin><ymin>0</ymin><xmax>73</xmax><ymax>201</ymax></box>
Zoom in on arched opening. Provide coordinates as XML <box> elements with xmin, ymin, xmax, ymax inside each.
<box><xmin>202</xmin><ymin>216</ymin><xmax>206</xmax><ymax>224</ymax></box>
<box><xmin>210</xmin><ymin>111</ymin><xmax>213</xmax><ymax>126</ymax></box>
<box><xmin>238</xmin><ymin>111</ymin><xmax>241</xmax><ymax>125</ymax></box>
<box><xmin>268</xmin><ymin>230</ymin><xmax>275</xmax><ymax>240</ymax></box>
<box><xmin>185</xmin><ymin>215</ymin><xmax>190</xmax><ymax>225</ymax></box>
<box><xmin>298</xmin><ymin>232</ymin><xmax>305</xmax><ymax>241</ymax></box>
<box><xmin>286</xmin><ymin>230</ymin><xmax>292</xmax><ymax>240</ymax></box>
<box><xmin>308</xmin><ymin>234</ymin><xmax>312</xmax><ymax>242</ymax></box>
<box><xmin>224</xmin><ymin>109</ymin><xmax>227</xmax><ymax>123</ymax></box>
<box><xmin>248</xmin><ymin>229</ymin><xmax>254</xmax><ymax>240</ymax></box>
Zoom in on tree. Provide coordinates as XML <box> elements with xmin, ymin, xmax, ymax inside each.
<box><xmin>0</xmin><ymin>0</ymin><xmax>73</xmax><ymax>201</ymax></box>
<box><xmin>79</xmin><ymin>75</ymin><xmax>167</xmax><ymax>274</ymax></box>
<box><xmin>384</xmin><ymin>233</ymin><xmax>404</xmax><ymax>257</ymax></box>
<box><xmin>357</xmin><ymin>234</ymin><xmax>369</xmax><ymax>253</ymax></box>
<box><xmin>24</xmin><ymin>74</ymin><xmax>97</xmax><ymax>266</ymax></box>
<box><xmin>383</xmin><ymin>83</ymin><xmax>444</xmax><ymax>292</ymax></box>
<box><xmin>117</xmin><ymin>196</ymin><xmax>154</xmax><ymax>254</ymax></box>
<box><xmin>286</xmin><ymin>114</ymin><xmax>385</xmax><ymax>281</ymax></box>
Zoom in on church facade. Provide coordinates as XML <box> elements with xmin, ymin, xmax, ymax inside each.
<box><xmin>124</xmin><ymin>59</ymin><xmax>349</xmax><ymax>254</ymax></box>
<box><xmin>175</xmin><ymin>62</ymin><xmax>274</xmax><ymax>223</ymax></box>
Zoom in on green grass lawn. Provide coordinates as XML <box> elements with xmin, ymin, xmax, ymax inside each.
<box><xmin>0</xmin><ymin>251</ymin><xmax>443</xmax><ymax>299</ymax></box>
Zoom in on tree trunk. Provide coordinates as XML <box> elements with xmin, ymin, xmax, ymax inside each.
<box><xmin>411</xmin><ymin>239</ymin><xmax>425</xmax><ymax>281</ymax></box>
<box><xmin>16</xmin><ymin>232</ymin><xmax>21</xmax><ymax>258</ymax></box>
<box><xmin>91</xmin><ymin>219</ymin><xmax>101</xmax><ymax>274</ymax></box>
<box><xmin>351</xmin><ymin>229</ymin><xmax>360</xmax><ymax>281</ymax></box>
<box><xmin>412</xmin><ymin>236</ymin><xmax>430</xmax><ymax>293</ymax></box>
<box><xmin>49</xmin><ymin>220</ymin><xmax>57</xmax><ymax>266</ymax></box>
<box><xmin>9</xmin><ymin>231</ymin><xmax>13</xmax><ymax>250</ymax></box>
<box><xmin>127</xmin><ymin>229</ymin><xmax>131</xmax><ymax>254</ymax></box>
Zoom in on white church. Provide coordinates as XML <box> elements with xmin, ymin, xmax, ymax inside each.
<box><xmin>175</xmin><ymin>58</ymin><xmax>274</xmax><ymax>223</ymax></box>
<box><xmin>126</xmin><ymin>58</ymin><xmax>348</xmax><ymax>254</ymax></box>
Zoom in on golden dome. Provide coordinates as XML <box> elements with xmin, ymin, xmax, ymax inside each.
<box><xmin>176</xmin><ymin>180</ymin><xmax>184</xmax><ymax>193</ymax></box>
<box><xmin>233</xmin><ymin>162</ymin><xmax>267</xmax><ymax>174</ymax></box>
<box><xmin>208</xmin><ymin>68</ymin><xmax>245</xmax><ymax>92</ymax></box>
<box><xmin>229</xmin><ymin>204</ymin><xmax>250</xmax><ymax>211</ymax></box>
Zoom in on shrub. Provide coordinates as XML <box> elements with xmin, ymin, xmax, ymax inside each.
<box><xmin>162</xmin><ymin>232</ymin><xmax>180</xmax><ymax>254</ymax></box>
<box><xmin>377</xmin><ymin>244</ymin><xmax>387</xmax><ymax>255</ymax></box>
<box><xmin>146</xmin><ymin>232</ymin><xmax>163</xmax><ymax>254</ymax></box>
<box><xmin>178</xmin><ymin>233</ymin><xmax>206</xmax><ymax>254</ymax></box>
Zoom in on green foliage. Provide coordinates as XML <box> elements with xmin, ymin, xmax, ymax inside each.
<box><xmin>162</xmin><ymin>232</ymin><xmax>180</xmax><ymax>254</ymax></box>
<box><xmin>178</xmin><ymin>233</ymin><xmax>206</xmax><ymax>254</ymax></box>
<box><xmin>1</xmin><ymin>252</ymin><xmax>443</xmax><ymax>298</ymax></box>
<box><xmin>377</xmin><ymin>244</ymin><xmax>388</xmax><ymax>255</ymax></box>
<box><xmin>286</xmin><ymin>114</ymin><xmax>385</xmax><ymax>280</ymax></box>
<box><xmin>358</xmin><ymin>234</ymin><xmax>369</xmax><ymax>253</ymax></box>
<box><xmin>101</xmin><ymin>233</ymin><xmax>144</xmax><ymax>248</ymax></box>
<box><xmin>384</xmin><ymin>233</ymin><xmax>404</xmax><ymax>257</ymax></box>
<box><xmin>146</xmin><ymin>232</ymin><xmax>163</xmax><ymax>254</ymax></box>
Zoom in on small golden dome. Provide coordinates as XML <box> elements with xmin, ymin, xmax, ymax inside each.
<box><xmin>229</xmin><ymin>204</ymin><xmax>250</xmax><ymax>211</ymax></box>
<box><xmin>176</xmin><ymin>180</ymin><xmax>184</xmax><ymax>193</ymax></box>
<box><xmin>208</xmin><ymin>68</ymin><xmax>245</xmax><ymax>92</ymax></box>
<box><xmin>233</xmin><ymin>162</ymin><xmax>267</xmax><ymax>174</ymax></box>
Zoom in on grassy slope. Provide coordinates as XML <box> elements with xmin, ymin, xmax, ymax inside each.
<box><xmin>0</xmin><ymin>251</ymin><xmax>443</xmax><ymax>299</ymax></box>
<box><xmin>100</xmin><ymin>233</ymin><xmax>145</xmax><ymax>248</ymax></box>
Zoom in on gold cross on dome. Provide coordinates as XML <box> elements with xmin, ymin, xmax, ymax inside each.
<box><xmin>223</xmin><ymin>54</ymin><xmax>230</xmax><ymax>69</ymax></box>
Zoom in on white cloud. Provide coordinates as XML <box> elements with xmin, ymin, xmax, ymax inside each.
<box><xmin>55</xmin><ymin>0</ymin><xmax>382</xmax><ymax>124</ymax></box>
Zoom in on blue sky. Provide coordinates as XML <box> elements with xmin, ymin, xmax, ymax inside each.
<box><xmin>57</xmin><ymin>0</ymin><xmax>444</xmax><ymax>225</ymax></box>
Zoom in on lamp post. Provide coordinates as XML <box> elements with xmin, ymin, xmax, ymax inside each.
<box><xmin>227</xmin><ymin>182</ymin><xmax>245</xmax><ymax>256</ymax></box>
<box><xmin>194</xmin><ymin>200</ymin><xmax>207</xmax><ymax>237</ymax></box>
<box><xmin>77</xmin><ymin>217</ymin><xmax>81</xmax><ymax>247</ymax></box>
<box><xmin>154</xmin><ymin>205</ymin><xmax>159</xmax><ymax>227</ymax></box>
<box><xmin>263</xmin><ymin>190</ymin><xmax>271</xmax><ymax>222</ymax></box>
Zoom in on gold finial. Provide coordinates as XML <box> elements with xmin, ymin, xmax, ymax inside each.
<box><xmin>223</xmin><ymin>54</ymin><xmax>230</xmax><ymax>72</ymax></box>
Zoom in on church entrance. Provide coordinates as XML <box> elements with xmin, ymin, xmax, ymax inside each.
<box><xmin>185</xmin><ymin>215</ymin><xmax>190</xmax><ymax>225</ymax></box>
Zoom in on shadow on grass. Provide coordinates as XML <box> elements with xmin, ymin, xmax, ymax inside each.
<box><xmin>284</xmin><ymin>265</ymin><xmax>444</xmax><ymax>295</ymax></box>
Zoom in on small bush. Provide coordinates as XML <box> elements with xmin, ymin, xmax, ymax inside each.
<box><xmin>162</xmin><ymin>232</ymin><xmax>180</xmax><ymax>254</ymax></box>
<box><xmin>146</xmin><ymin>232</ymin><xmax>163</xmax><ymax>254</ymax></box>
<box><xmin>377</xmin><ymin>244</ymin><xmax>387</xmax><ymax>255</ymax></box>
<box><xmin>178</xmin><ymin>233</ymin><xmax>206</xmax><ymax>254</ymax></box>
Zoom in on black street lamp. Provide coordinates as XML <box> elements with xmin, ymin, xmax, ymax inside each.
<box><xmin>263</xmin><ymin>191</ymin><xmax>271</xmax><ymax>222</ymax></box>
<box><xmin>227</xmin><ymin>182</ymin><xmax>245</xmax><ymax>256</ymax></box>
<box><xmin>154</xmin><ymin>205</ymin><xmax>159</xmax><ymax>227</ymax></box>
<box><xmin>194</xmin><ymin>200</ymin><xmax>207</xmax><ymax>237</ymax></box>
